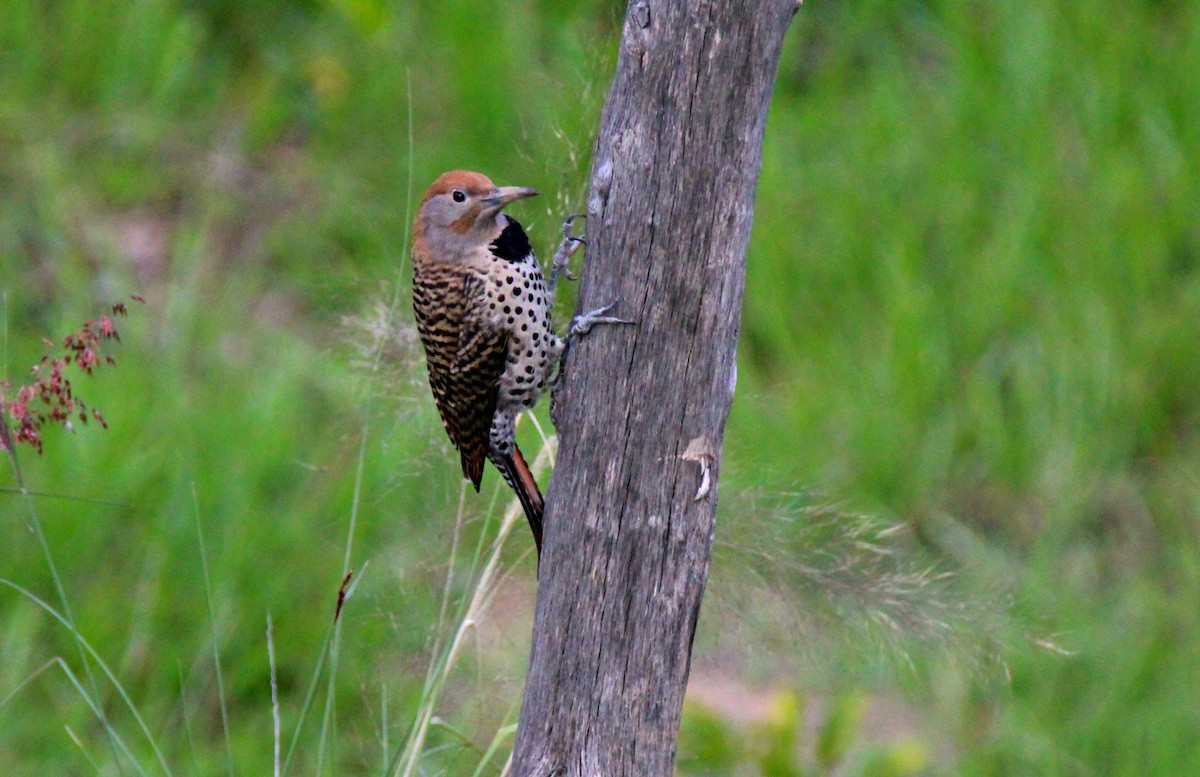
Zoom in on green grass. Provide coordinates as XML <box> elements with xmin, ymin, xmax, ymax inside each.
<box><xmin>2</xmin><ymin>0</ymin><xmax>1199</xmax><ymax>774</ymax></box>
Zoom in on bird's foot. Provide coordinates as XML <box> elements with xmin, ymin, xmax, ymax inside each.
<box><xmin>547</xmin><ymin>301</ymin><xmax>636</xmax><ymax>397</ymax></box>
<box><xmin>548</xmin><ymin>214</ymin><xmax>585</xmax><ymax>297</ymax></box>
<box><xmin>566</xmin><ymin>301</ymin><xmax>636</xmax><ymax>341</ymax></box>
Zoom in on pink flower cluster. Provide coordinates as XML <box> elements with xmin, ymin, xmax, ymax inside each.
<box><xmin>0</xmin><ymin>296</ymin><xmax>142</xmax><ymax>455</ymax></box>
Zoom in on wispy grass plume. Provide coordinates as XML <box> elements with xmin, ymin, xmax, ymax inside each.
<box><xmin>710</xmin><ymin>495</ymin><xmax>1012</xmax><ymax>677</ymax></box>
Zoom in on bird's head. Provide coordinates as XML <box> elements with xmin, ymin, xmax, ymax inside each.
<box><xmin>416</xmin><ymin>170</ymin><xmax>538</xmax><ymax>239</ymax></box>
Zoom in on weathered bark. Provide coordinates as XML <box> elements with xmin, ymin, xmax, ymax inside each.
<box><xmin>511</xmin><ymin>2</ymin><xmax>797</xmax><ymax>775</ymax></box>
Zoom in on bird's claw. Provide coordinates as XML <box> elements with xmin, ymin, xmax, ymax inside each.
<box><xmin>549</xmin><ymin>214</ymin><xmax>586</xmax><ymax>295</ymax></box>
<box><xmin>561</xmin><ymin>213</ymin><xmax>586</xmax><ymax>243</ymax></box>
<box><xmin>567</xmin><ymin>302</ymin><xmax>637</xmax><ymax>340</ymax></box>
<box><xmin>551</xmin><ymin>300</ymin><xmax>636</xmax><ymax>406</ymax></box>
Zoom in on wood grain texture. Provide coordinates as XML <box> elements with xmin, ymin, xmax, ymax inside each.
<box><xmin>510</xmin><ymin>1</ymin><xmax>797</xmax><ymax>775</ymax></box>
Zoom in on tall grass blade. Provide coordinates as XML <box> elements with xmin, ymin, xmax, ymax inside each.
<box><xmin>2</xmin><ymin>420</ymin><xmax>127</xmax><ymax>774</ymax></box>
<box><xmin>470</xmin><ymin>723</ymin><xmax>518</xmax><ymax>777</ymax></box>
<box><xmin>0</xmin><ymin>579</ymin><xmax>167</xmax><ymax>776</ymax></box>
<box><xmin>192</xmin><ymin>484</ymin><xmax>235</xmax><ymax>777</ymax></box>
<box><xmin>268</xmin><ymin>614</ymin><xmax>281</xmax><ymax>777</ymax></box>
<box><xmin>0</xmin><ymin>657</ymin><xmax>61</xmax><ymax>710</ymax></box>
<box><xmin>319</xmin><ymin>61</ymin><xmax>419</xmax><ymax>777</ymax></box>
<box><xmin>64</xmin><ymin>724</ymin><xmax>105</xmax><ymax>775</ymax></box>
<box><xmin>281</xmin><ymin>621</ymin><xmax>334</xmax><ymax>776</ymax></box>
<box><xmin>388</xmin><ymin>440</ymin><xmax>550</xmax><ymax>777</ymax></box>
<box><xmin>177</xmin><ymin>663</ymin><xmax>201</xmax><ymax>777</ymax></box>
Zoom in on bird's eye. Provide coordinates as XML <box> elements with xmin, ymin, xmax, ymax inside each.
<box><xmin>452</xmin><ymin>190</ymin><xmax>466</xmax><ymax>203</ymax></box>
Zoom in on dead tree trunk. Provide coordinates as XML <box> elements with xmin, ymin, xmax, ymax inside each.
<box><xmin>512</xmin><ymin>1</ymin><xmax>798</xmax><ymax>775</ymax></box>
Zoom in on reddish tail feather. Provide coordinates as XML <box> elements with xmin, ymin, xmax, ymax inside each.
<box><xmin>494</xmin><ymin>445</ymin><xmax>544</xmax><ymax>557</ymax></box>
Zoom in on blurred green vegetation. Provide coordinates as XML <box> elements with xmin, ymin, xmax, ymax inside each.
<box><xmin>1</xmin><ymin>0</ymin><xmax>1198</xmax><ymax>774</ymax></box>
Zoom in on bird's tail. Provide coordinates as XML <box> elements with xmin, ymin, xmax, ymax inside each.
<box><xmin>493</xmin><ymin>445</ymin><xmax>544</xmax><ymax>557</ymax></box>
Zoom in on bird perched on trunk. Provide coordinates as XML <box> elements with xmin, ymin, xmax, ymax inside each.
<box><xmin>411</xmin><ymin>170</ymin><xmax>626</xmax><ymax>558</ymax></box>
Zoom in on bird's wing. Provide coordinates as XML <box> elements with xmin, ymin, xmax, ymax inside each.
<box><xmin>448</xmin><ymin>273</ymin><xmax>508</xmax><ymax>488</ymax></box>
<box><xmin>413</xmin><ymin>264</ymin><xmax>507</xmax><ymax>490</ymax></box>
<box><xmin>417</xmin><ymin>268</ymin><xmax>506</xmax><ymax>484</ymax></box>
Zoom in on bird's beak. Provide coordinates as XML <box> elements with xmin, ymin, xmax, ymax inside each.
<box><xmin>482</xmin><ymin>186</ymin><xmax>538</xmax><ymax>214</ymax></box>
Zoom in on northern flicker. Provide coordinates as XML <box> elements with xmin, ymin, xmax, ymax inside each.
<box><xmin>411</xmin><ymin>170</ymin><xmax>626</xmax><ymax>557</ymax></box>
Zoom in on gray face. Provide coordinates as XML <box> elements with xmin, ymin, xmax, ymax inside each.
<box><xmin>421</xmin><ymin>187</ymin><xmax>487</xmax><ymax>232</ymax></box>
